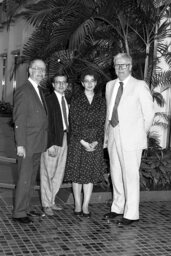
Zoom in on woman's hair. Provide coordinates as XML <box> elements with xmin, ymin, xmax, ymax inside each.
<box><xmin>80</xmin><ymin>69</ymin><xmax>99</xmax><ymax>83</ymax></box>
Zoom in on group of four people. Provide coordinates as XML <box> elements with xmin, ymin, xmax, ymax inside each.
<box><xmin>12</xmin><ymin>53</ymin><xmax>154</xmax><ymax>226</ymax></box>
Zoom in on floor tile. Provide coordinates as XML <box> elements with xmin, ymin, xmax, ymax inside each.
<box><xmin>0</xmin><ymin>190</ymin><xmax>171</xmax><ymax>256</ymax></box>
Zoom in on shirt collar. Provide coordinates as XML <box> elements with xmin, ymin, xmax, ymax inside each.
<box><xmin>118</xmin><ymin>75</ymin><xmax>131</xmax><ymax>88</ymax></box>
<box><xmin>28</xmin><ymin>77</ymin><xmax>39</xmax><ymax>89</ymax></box>
<box><xmin>54</xmin><ymin>90</ymin><xmax>64</xmax><ymax>99</ymax></box>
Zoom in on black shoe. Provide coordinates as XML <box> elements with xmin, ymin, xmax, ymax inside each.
<box><xmin>103</xmin><ymin>212</ymin><xmax>122</xmax><ymax>219</ymax></box>
<box><xmin>13</xmin><ymin>216</ymin><xmax>33</xmax><ymax>224</ymax></box>
<box><xmin>82</xmin><ymin>212</ymin><xmax>91</xmax><ymax>218</ymax></box>
<box><xmin>74</xmin><ymin>211</ymin><xmax>82</xmax><ymax>216</ymax></box>
<box><xmin>27</xmin><ymin>210</ymin><xmax>45</xmax><ymax>217</ymax></box>
<box><xmin>117</xmin><ymin>217</ymin><xmax>139</xmax><ymax>226</ymax></box>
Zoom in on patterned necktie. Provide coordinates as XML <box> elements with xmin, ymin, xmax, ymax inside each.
<box><xmin>61</xmin><ymin>96</ymin><xmax>68</xmax><ymax>131</ymax></box>
<box><xmin>110</xmin><ymin>81</ymin><xmax>123</xmax><ymax>127</ymax></box>
<box><xmin>38</xmin><ymin>86</ymin><xmax>47</xmax><ymax>114</ymax></box>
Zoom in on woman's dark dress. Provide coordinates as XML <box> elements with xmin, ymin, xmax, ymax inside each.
<box><xmin>64</xmin><ymin>92</ymin><xmax>106</xmax><ymax>184</ymax></box>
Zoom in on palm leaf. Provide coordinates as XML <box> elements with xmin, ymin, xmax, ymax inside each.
<box><xmin>153</xmin><ymin>92</ymin><xmax>165</xmax><ymax>107</ymax></box>
<box><xmin>69</xmin><ymin>18</ymin><xmax>96</xmax><ymax>49</ymax></box>
<box><xmin>154</xmin><ymin>112</ymin><xmax>170</xmax><ymax>123</ymax></box>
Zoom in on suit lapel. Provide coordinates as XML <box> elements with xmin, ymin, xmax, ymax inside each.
<box><xmin>119</xmin><ymin>76</ymin><xmax>135</xmax><ymax>105</ymax></box>
<box><xmin>27</xmin><ymin>81</ymin><xmax>46</xmax><ymax>114</ymax></box>
<box><xmin>107</xmin><ymin>80</ymin><xmax>120</xmax><ymax>120</ymax></box>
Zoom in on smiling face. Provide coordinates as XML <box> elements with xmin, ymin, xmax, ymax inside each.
<box><xmin>81</xmin><ymin>75</ymin><xmax>97</xmax><ymax>92</ymax></box>
<box><xmin>52</xmin><ymin>76</ymin><xmax>68</xmax><ymax>95</ymax></box>
<box><xmin>114</xmin><ymin>55</ymin><xmax>132</xmax><ymax>81</ymax></box>
<box><xmin>29</xmin><ymin>60</ymin><xmax>46</xmax><ymax>84</ymax></box>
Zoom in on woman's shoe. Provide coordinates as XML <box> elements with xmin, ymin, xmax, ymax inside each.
<box><xmin>82</xmin><ymin>212</ymin><xmax>91</xmax><ymax>218</ymax></box>
<box><xmin>74</xmin><ymin>211</ymin><xmax>82</xmax><ymax>216</ymax></box>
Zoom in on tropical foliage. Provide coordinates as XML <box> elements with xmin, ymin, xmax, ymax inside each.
<box><xmin>0</xmin><ymin>101</ymin><xmax>12</xmax><ymax>116</ymax></box>
<box><xmin>1</xmin><ymin>0</ymin><xmax>171</xmax><ymax>189</ymax></box>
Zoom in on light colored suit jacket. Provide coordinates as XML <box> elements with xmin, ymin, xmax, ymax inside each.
<box><xmin>104</xmin><ymin>75</ymin><xmax>155</xmax><ymax>151</ymax></box>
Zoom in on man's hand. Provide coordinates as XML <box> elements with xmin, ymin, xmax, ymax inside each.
<box><xmin>17</xmin><ymin>146</ymin><xmax>26</xmax><ymax>158</ymax></box>
<box><xmin>48</xmin><ymin>145</ymin><xmax>57</xmax><ymax>157</ymax></box>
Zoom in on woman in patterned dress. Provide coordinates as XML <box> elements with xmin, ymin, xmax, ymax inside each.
<box><xmin>64</xmin><ymin>70</ymin><xmax>106</xmax><ymax>217</ymax></box>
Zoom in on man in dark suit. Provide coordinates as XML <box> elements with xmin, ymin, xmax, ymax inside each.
<box><xmin>13</xmin><ymin>59</ymin><xmax>48</xmax><ymax>224</ymax></box>
<box><xmin>40</xmin><ymin>71</ymin><xmax>69</xmax><ymax>216</ymax></box>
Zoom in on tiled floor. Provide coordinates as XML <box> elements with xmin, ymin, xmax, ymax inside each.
<box><xmin>0</xmin><ymin>189</ymin><xmax>171</xmax><ymax>256</ymax></box>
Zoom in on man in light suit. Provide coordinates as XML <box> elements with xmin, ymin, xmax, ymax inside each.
<box><xmin>40</xmin><ymin>71</ymin><xmax>69</xmax><ymax>216</ymax></box>
<box><xmin>13</xmin><ymin>59</ymin><xmax>48</xmax><ymax>224</ymax></box>
<box><xmin>104</xmin><ymin>53</ymin><xmax>154</xmax><ymax>225</ymax></box>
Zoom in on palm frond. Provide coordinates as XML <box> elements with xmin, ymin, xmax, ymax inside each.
<box><xmin>164</xmin><ymin>52</ymin><xmax>171</xmax><ymax>69</ymax></box>
<box><xmin>153</xmin><ymin>92</ymin><xmax>165</xmax><ymax>107</ymax></box>
<box><xmin>24</xmin><ymin>0</ymin><xmax>68</xmax><ymax>26</ymax></box>
<box><xmin>157</xmin><ymin>20</ymin><xmax>171</xmax><ymax>42</ymax></box>
<box><xmin>157</xmin><ymin>42</ymin><xmax>169</xmax><ymax>56</ymax></box>
<box><xmin>155</xmin><ymin>112</ymin><xmax>170</xmax><ymax>123</ymax></box>
<box><xmin>69</xmin><ymin>18</ymin><xmax>96</xmax><ymax>49</ymax></box>
<box><xmin>148</xmin><ymin>131</ymin><xmax>163</xmax><ymax>150</ymax></box>
<box><xmin>151</xmin><ymin>71</ymin><xmax>171</xmax><ymax>90</ymax></box>
<box><xmin>153</xmin><ymin>121</ymin><xmax>168</xmax><ymax>129</ymax></box>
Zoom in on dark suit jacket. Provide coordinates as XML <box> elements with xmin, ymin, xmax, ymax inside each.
<box><xmin>13</xmin><ymin>80</ymin><xmax>48</xmax><ymax>156</ymax></box>
<box><xmin>46</xmin><ymin>92</ymin><xmax>69</xmax><ymax>148</ymax></box>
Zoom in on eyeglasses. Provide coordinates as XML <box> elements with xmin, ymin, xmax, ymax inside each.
<box><xmin>83</xmin><ymin>79</ymin><xmax>96</xmax><ymax>83</ymax></box>
<box><xmin>54</xmin><ymin>81</ymin><xmax>68</xmax><ymax>86</ymax></box>
<box><xmin>31</xmin><ymin>67</ymin><xmax>46</xmax><ymax>73</ymax></box>
<box><xmin>114</xmin><ymin>64</ymin><xmax>130</xmax><ymax>70</ymax></box>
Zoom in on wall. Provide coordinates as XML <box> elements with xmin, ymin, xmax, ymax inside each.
<box><xmin>0</xmin><ymin>17</ymin><xmax>34</xmax><ymax>104</ymax></box>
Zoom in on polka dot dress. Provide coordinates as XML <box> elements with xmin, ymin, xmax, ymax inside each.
<box><xmin>64</xmin><ymin>92</ymin><xmax>106</xmax><ymax>184</ymax></box>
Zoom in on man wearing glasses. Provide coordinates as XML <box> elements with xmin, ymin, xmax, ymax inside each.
<box><xmin>40</xmin><ymin>71</ymin><xmax>69</xmax><ymax>216</ymax></box>
<box><xmin>13</xmin><ymin>59</ymin><xmax>48</xmax><ymax>224</ymax></box>
<box><xmin>104</xmin><ymin>53</ymin><xmax>154</xmax><ymax>226</ymax></box>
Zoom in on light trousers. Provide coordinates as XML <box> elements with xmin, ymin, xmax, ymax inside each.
<box><xmin>40</xmin><ymin>134</ymin><xmax>67</xmax><ymax>208</ymax></box>
<box><xmin>108</xmin><ymin>125</ymin><xmax>142</xmax><ymax>220</ymax></box>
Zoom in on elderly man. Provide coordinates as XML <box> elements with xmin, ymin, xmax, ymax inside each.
<box><xmin>104</xmin><ymin>53</ymin><xmax>154</xmax><ymax>225</ymax></box>
<box><xmin>13</xmin><ymin>59</ymin><xmax>48</xmax><ymax>224</ymax></box>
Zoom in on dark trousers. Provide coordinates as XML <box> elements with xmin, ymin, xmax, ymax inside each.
<box><xmin>13</xmin><ymin>153</ymin><xmax>41</xmax><ymax>218</ymax></box>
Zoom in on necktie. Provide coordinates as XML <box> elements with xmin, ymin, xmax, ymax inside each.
<box><xmin>38</xmin><ymin>86</ymin><xmax>47</xmax><ymax>114</ymax></box>
<box><xmin>61</xmin><ymin>96</ymin><xmax>68</xmax><ymax>131</ymax></box>
<box><xmin>110</xmin><ymin>81</ymin><xmax>123</xmax><ymax>127</ymax></box>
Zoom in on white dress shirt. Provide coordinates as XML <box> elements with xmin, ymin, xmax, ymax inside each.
<box><xmin>54</xmin><ymin>91</ymin><xmax>69</xmax><ymax>131</ymax></box>
<box><xmin>28</xmin><ymin>77</ymin><xmax>43</xmax><ymax>104</ymax></box>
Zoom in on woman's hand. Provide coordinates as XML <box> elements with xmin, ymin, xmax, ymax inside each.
<box><xmin>90</xmin><ymin>141</ymin><xmax>98</xmax><ymax>149</ymax></box>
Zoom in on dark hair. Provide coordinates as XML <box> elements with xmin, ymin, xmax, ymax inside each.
<box><xmin>80</xmin><ymin>69</ymin><xmax>99</xmax><ymax>83</ymax></box>
<box><xmin>51</xmin><ymin>70</ymin><xmax>68</xmax><ymax>83</ymax></box>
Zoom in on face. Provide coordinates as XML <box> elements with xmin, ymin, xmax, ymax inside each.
<box><xmin>82</xmin><ymin>75</ymin><xmax>97</xmax><ymax>92</ymax></box>
<box><xmin>29</xmin><ymin>60</ymin><xmax>46</xmax><ymax>84</ymax></box>
<box><xmin>114</xmin><ymin>57</ymin><xmax>132</xmax><ymax>81</ymax></box>
<box><xmin>52</xmin><ymin>76</ymin><xmax>68</xmax><ymax>94</ymax></box>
